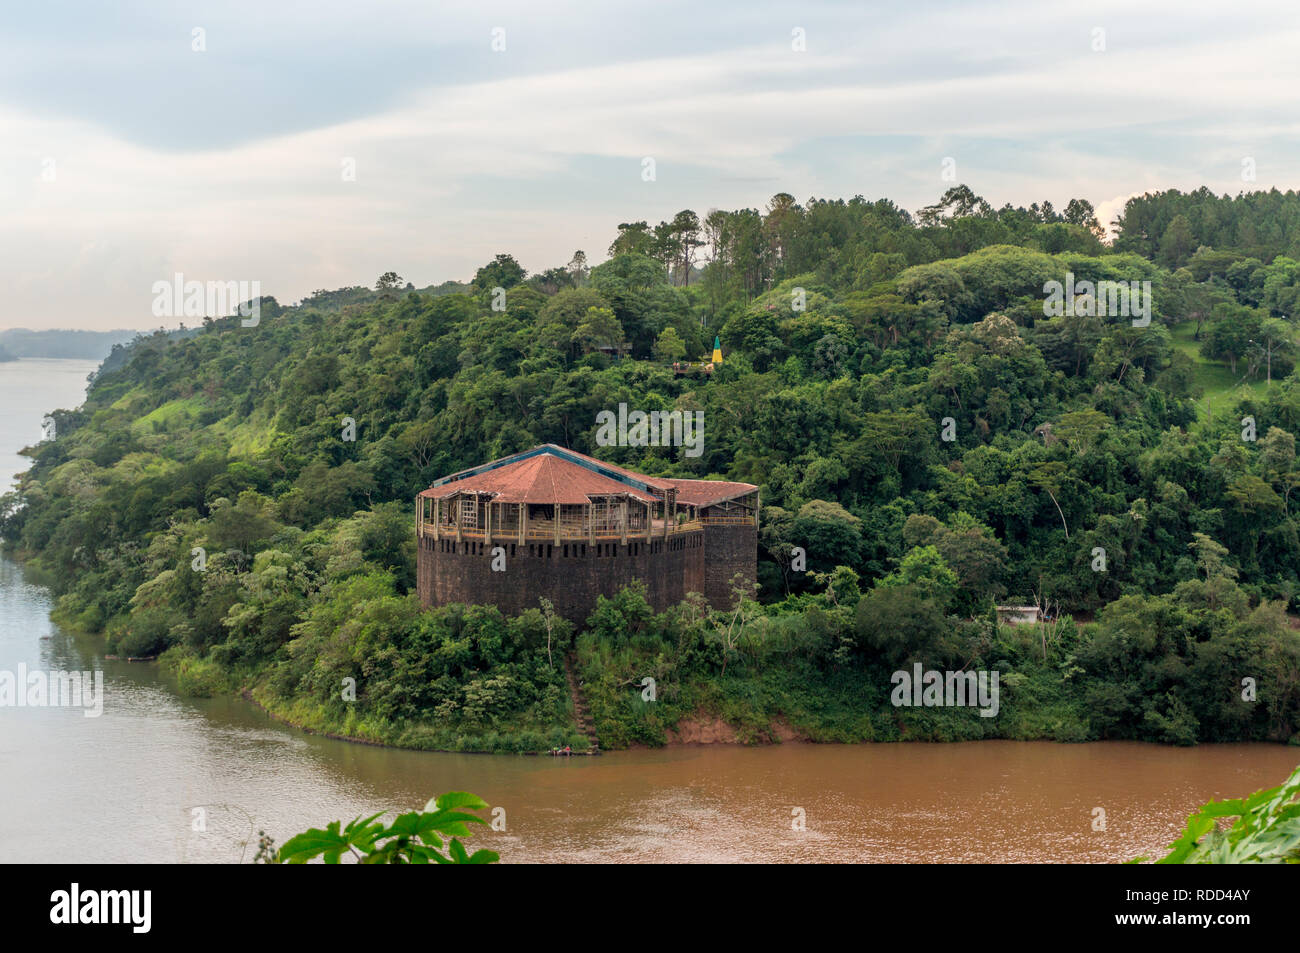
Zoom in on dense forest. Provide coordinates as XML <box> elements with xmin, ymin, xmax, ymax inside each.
<box><xmin>3</xmin><ymin>185</ymin><xmax>1300</xmax><ymax>751</ymax></box>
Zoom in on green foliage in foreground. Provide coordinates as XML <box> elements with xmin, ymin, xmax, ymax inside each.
<box><xmin>1137</xmin><ymin>763</ymin><xmax>1300</xmax><ymax>863</ymax></box>
<box><xmin>275</xmin><ymin>791</ymin><xmax>499</xmax><ymax>864</ymax></box>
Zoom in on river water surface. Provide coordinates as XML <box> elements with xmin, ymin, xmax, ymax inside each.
<box><xmin>1</xmin><ymin>358</ymin><xmax>1297</xmax><ymax>863</ymax></box>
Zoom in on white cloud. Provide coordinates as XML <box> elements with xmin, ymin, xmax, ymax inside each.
<box><xmin>4</xmin><ymin>2</ymin><xmax>1300</xmax><ymax>327</ymax></box>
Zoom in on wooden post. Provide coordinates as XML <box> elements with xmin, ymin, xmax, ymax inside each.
<box><xmin>620</xmin><ymin>497</ymin><xmax>628</xmax><ymax>546</ymax></box>
<box><xmin>484</xmin><ymin>496</ymin><xmax>492</xmax><ymax>542</ymax></box>
<box><xmin>588</xmin><ymin>501</ymin><xmax>594</xmax><ymax>545</ymax></box>
<box><xmin>553</xmin><ymin>504</ymin><xmax>561</xmax><ymax>545</ymax></box>
<box><xmin>432</xmin><ymin>497</ymin><xmax>439</xmax><ymax>541</ymax></box>
<box><xmin>519</xmin><ymin>503</ymin><xmax>527</xmax><ymax>543</ymax></box>
<box><xmin>645</xmin><ymin>499</ymin><xmax>652</xmax><ymax>541</ymax></box>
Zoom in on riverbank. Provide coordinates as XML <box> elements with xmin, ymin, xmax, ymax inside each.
<box><xmin>5</xmin><ymin>547</ymin><xmax>1300</xmax><ymax>864</ymax></box>
<box><xmin>28</xmin><ymin>580</ymin><xmax>1300</xmax><ymax>757</ymax></box>
<box><xmin>245</xmin><ymin>671</ymin><xmax>591</xmax><ymax>755</ymax></box>
<box><xmin>244</xmin><ymin>687</ymin><xmax>602</xmax><ymax>754</ymax></box>
<box><xmin>573</xmin><ymin>593</ymin><xmax>1300</xmax><ymax>752</ymax></box>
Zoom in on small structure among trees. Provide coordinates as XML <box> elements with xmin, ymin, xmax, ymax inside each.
<box><xmin>996</xmin><ymin>605</ymin><xmax>1042</xmax><ymax>626</ymax></box>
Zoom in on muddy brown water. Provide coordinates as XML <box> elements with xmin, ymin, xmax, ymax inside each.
<box><xmin>5</xmin><ymin>542</ymin><xmax>1296</xmax><ymax>864</ymax></box>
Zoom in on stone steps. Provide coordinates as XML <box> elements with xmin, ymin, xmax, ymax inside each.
<box><xmin>563</xmin><ymin>654</ymin><xmax>600</xmax><ymax>750</ymax></box>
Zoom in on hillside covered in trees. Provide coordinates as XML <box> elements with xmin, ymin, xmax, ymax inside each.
<box><xmin>3</xmin><ymin>185</ymin><xmax>1300</xmax><ymax>751</ymax></box>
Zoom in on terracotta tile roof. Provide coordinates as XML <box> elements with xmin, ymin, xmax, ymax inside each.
<box><xmin>419</xmin><ymin>445</ymin><xmax>757</xmax><ymax>508</ymax></box>
<box><xmin>421</xmin><ymin>451</ymin><xmax>659</xmax><ymax>505</ymax></box>
<box><xmin>664</xmin><ymin>478</ymin><xmax>758</xmax><ymax>507</ymax></box>
<box><xmin>543</xmin><ymin>444</ymin><xmax>675</xmax><ymax>491</ymax></box>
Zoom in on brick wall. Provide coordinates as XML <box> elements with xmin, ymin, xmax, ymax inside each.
<box><xmin>417</xmin><ymin>530</ymin><xmax>707</xmax><ymax>625</ymax></box>
<box><xmin>701</xmin><ymin>523</ymin><xmax>758</xmax><ymax>609</ymax></box>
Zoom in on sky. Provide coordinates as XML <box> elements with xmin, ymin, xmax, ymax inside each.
<box><xmin>3</xmin><ymin>0</ymin><xmax>1300</xmax><ymax>330</ymax></box>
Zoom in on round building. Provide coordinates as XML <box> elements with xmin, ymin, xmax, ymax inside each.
<box><xmin>416</xmin><ymin>445</ymin><xmax>758</xmax><ymax>624</ymax></box>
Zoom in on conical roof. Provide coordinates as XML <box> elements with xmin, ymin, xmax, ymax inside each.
<box><xmin>420</xmin><ymin>444</ymin><xmax>757</xmax><ymax>507</ymax></box>
<box><xmin>420</xmin><ymin>446</ymin><xmax>659</xmax><ymax>504</ymax></box>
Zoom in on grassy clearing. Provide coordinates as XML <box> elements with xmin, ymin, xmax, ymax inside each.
<box><xmin>223</xmin><ymin>411</ymin><xmax>278</xmax><ymax>458</ymax></box>
<box><xmin>1169</xmin><ymin>321</ymin><xmax>1275</xmax><ymax>421</ymax></box>
<box><xmin>129</xmin><ymin>395</ymin><xmax>207</xmax><ymax>435</ymax></box>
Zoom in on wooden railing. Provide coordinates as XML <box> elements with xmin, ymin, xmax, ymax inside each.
<box><xmin>421</xmin><ymin>519</ymin><xmax>704</xmax><ymax>541</ymax></box>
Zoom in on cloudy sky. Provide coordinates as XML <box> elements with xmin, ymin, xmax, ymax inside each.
<box><xmin>3</xmin><ymin>0</ymin><xmax>1299</xmax><ymax>329</ymax></box>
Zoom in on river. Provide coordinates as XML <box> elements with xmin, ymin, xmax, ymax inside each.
<box><xmin>1</xmin><ymin>357</ymin><xmax>1297</xmax><ymax>863</ymax></box>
